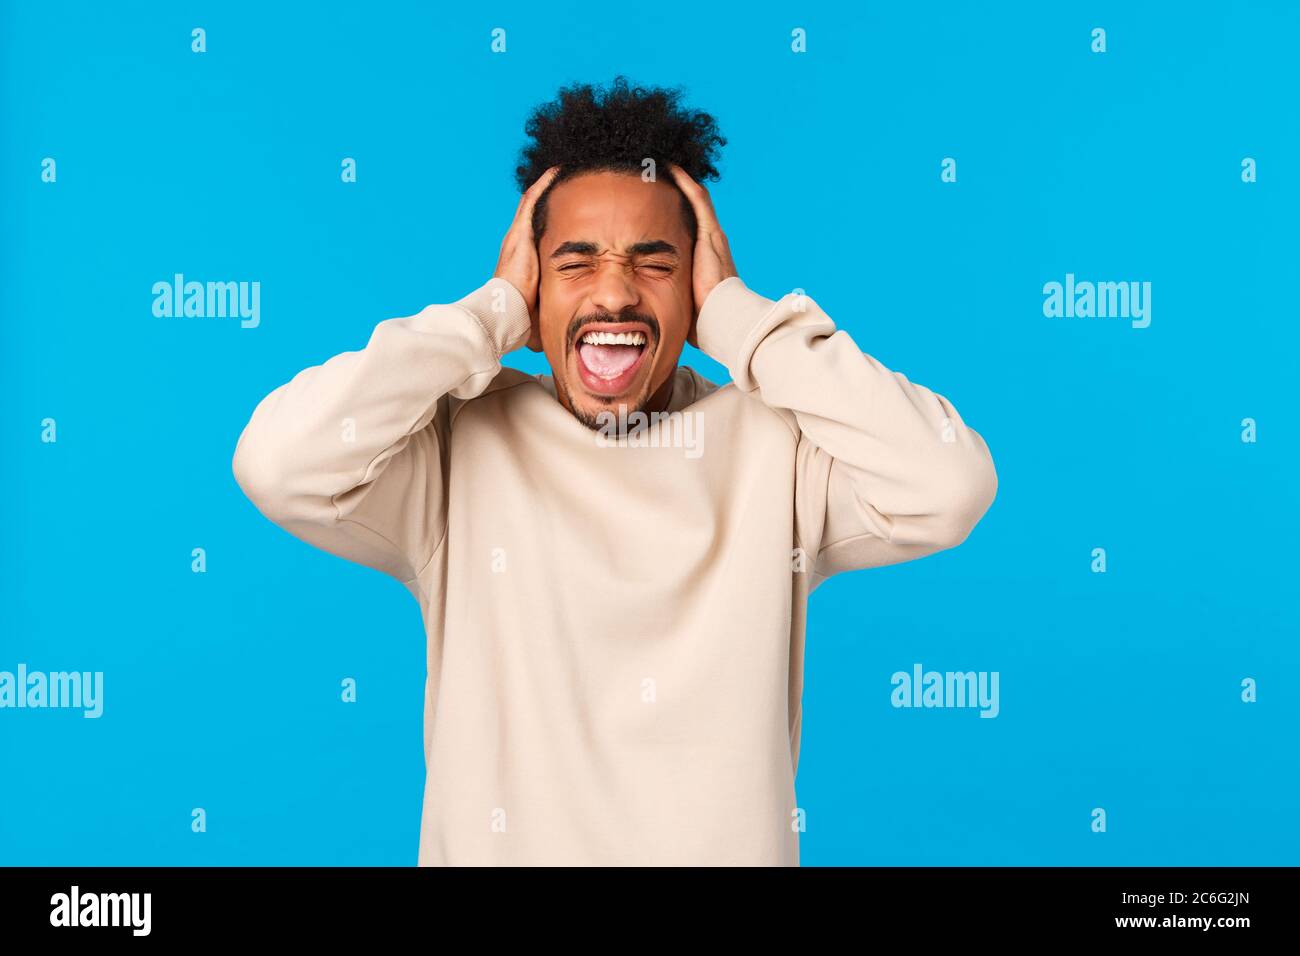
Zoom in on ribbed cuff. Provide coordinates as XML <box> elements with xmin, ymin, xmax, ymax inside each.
<box><xmin>454</xmin><ymin>277</ymin><xmax>533</xmax><ymax>358</ymax></box>
<box><xmin>694</xmin><ymin>275</ymin><xmax>783</xmax><ymax>390</ymax></box>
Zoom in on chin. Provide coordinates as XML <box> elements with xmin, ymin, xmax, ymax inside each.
<box><xmin>561</xmin><ymin>381</ymin><xmax>659</xmax><ymax>432</ymax></box>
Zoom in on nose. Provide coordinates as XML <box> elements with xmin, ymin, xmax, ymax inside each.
<box><xmin>587</xmin><ymin>259</ymin><xmax>641</xmax><ymax>316</ymax></box>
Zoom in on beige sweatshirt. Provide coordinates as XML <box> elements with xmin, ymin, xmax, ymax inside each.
<box><xmin>231</xmin><ymin>275</ymin><xmax>997</xmax><ymax>866</ymax></box>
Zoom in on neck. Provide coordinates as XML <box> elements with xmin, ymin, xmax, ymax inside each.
<box><xmin>644</xmin><ymin>369</ymin><xmax>676</xmax><ymax>414</ymax></box>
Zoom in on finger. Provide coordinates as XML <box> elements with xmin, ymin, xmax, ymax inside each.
<box><xmin>519</xmin><ymin>165</ymin><xmax>561</xmax><ymax>237</ymax></box>
<box><xmin>524</xmin><ymin>165</ymin><xmax>561</xmax><ymax>206</ymax></box>
<box><xmin>507</xmin><ymin>165</ymin><xmax>557</xmax><ymax>229</ymax></box>
<box><xmin>668</xmin><ymin>163</ymin><xmax>720</xmax><ymax>231</ymax></box>
<box><xmin>504</xmin><ymin>191</ymin><xmax>531</xmax><ymax>236</ymax></box>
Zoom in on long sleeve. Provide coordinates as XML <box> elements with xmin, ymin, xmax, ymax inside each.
<box><xmin>695</xmin><ymin>276</ymin><xmax>997</xmax><ymax>582</ymax></box>
<box><xmin>231</xmin><ymin>277</ymin><xmax>532</xmax><ymax>583</ymax></box>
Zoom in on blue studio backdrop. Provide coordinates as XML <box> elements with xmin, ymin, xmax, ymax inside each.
<box><xmin>1</xmin><ymin>1</ymin><xmax>1296</xmax><ymax>865</ymax></box>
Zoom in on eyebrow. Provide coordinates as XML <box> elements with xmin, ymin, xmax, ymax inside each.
<box><xmin>549</xmin><ymin>240</ymin><xmax>679</xmax><ymax>259</ymax></box>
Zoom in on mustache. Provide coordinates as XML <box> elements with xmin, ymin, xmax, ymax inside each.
<box><xmin>566</xmin><ymin>309</ymin><xmax>660</xmax><ymax>349</ymax></box>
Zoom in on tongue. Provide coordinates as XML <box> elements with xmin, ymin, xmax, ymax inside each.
<box><xmin>579</xmin><ymin>343</ymin><xmax>642</xmax><ymax>379</ymax></box>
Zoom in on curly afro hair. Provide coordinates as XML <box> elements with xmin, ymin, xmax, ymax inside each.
<box><xmin>513</xmin><ymin>75</ymin><xmax>726</xmax><ymax>243</ymax></box>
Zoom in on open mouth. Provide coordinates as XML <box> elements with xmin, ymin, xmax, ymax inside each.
<box><xmin>573</xmin><ymin>325</ymin><xmax>653</xmax><ymax>397</ymax></box>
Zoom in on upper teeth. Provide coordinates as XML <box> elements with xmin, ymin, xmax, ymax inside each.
<box><xmin>581</xmin><ymin>331</ymin><xmax>646</xmax><ymax>346</ymax></box>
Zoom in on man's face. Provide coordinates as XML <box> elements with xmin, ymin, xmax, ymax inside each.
<box><xmin>536</xmin><ymin>170</ymin><xmax>695</xmax><ymax>429</ymax></box>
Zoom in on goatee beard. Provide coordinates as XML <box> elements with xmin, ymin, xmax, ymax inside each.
<box><xmin>559</xmin><ymin>379</ymin><xmax>655</xmax><ymax>432</ymax></box>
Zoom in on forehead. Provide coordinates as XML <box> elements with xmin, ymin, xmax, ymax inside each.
<box><xmin>542</xmin><ymin>171</ymin><xmax>687</xmax><ymax>250</ymax></box>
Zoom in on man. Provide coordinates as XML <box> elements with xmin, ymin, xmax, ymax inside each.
<box><xmin>232</xmin><ymin>76</ymin><xmax>998</xmax><ymax>865</ymax></box>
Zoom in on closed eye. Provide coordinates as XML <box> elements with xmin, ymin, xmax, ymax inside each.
<box><xmin>556</xmin><ymin>260</ymin><xmax>674</xmax><ymax>273</ymax></box>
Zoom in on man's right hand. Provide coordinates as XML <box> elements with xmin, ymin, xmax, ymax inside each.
<box><xmin>493</xmin><ymin>165</ymin><xmax>560</xmax><ymax>352</ymax></box>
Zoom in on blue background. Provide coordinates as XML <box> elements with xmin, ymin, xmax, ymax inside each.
<box><xmin>2</xmin><ymin>1</ymin><xmax>1296</xmax><ymax>865</ymax></box>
